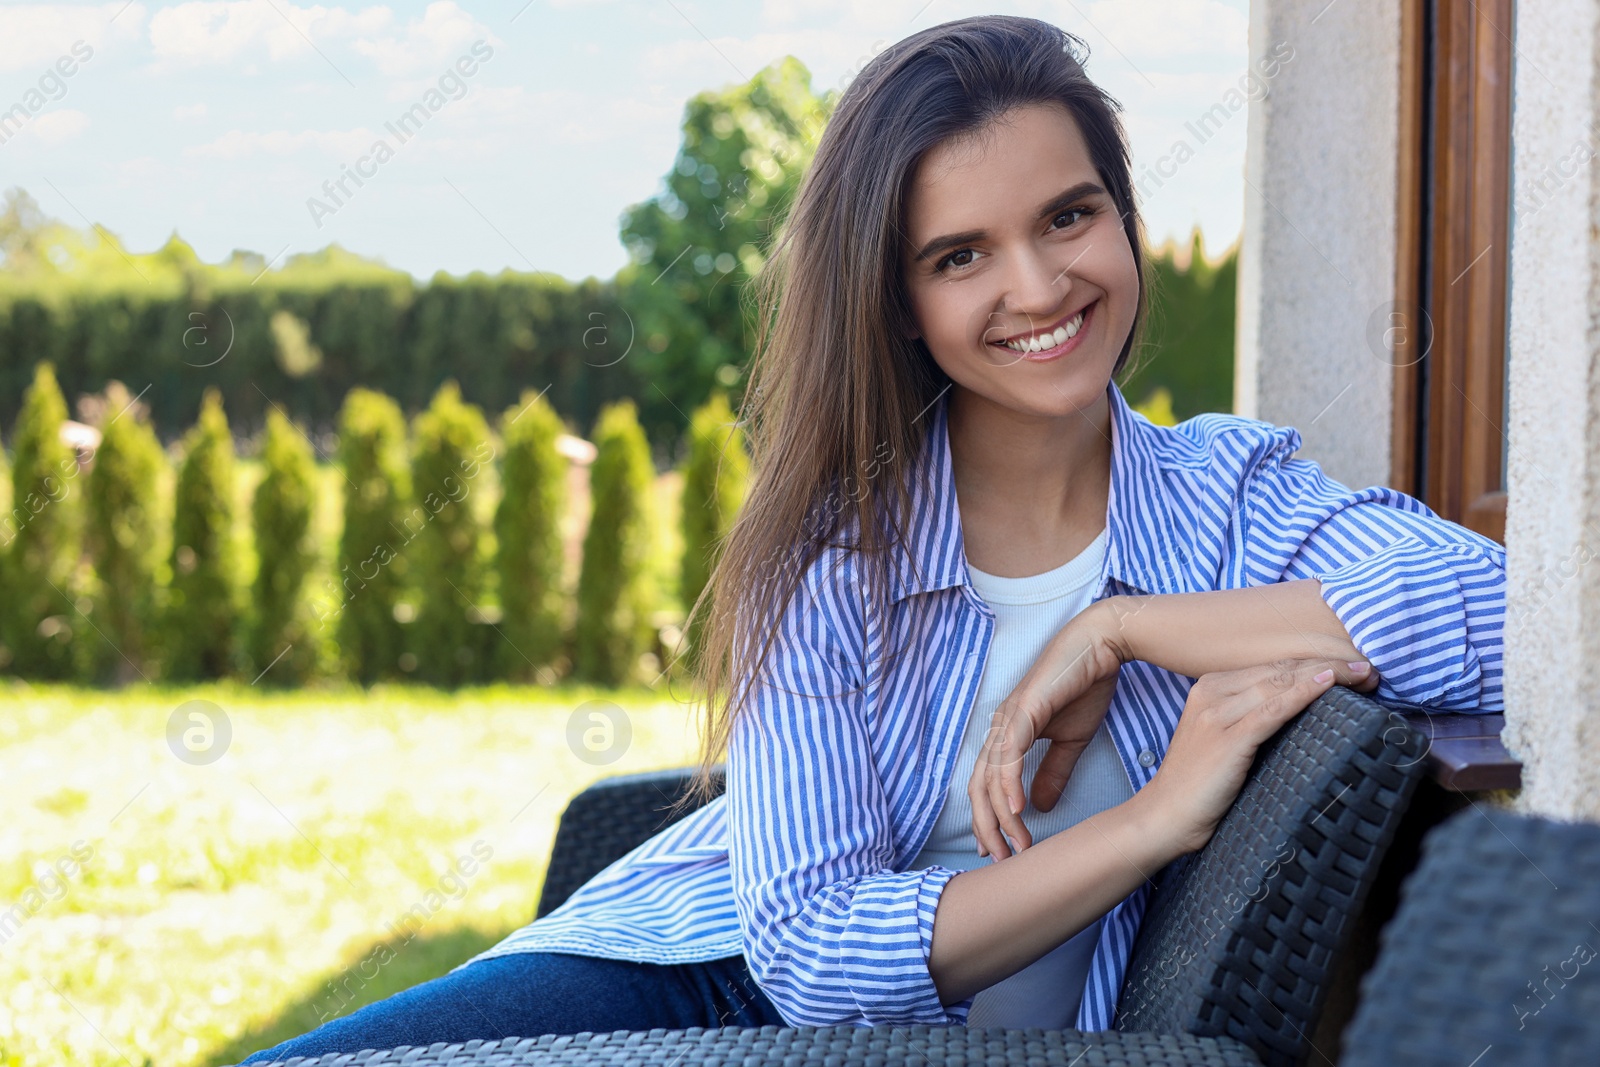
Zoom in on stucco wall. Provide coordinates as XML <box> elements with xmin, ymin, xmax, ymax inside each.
<box><xmin>1501</xmin><ymin>0</ymin><xmax>1600</xmax><ymax>820</ymax></box>
<box><xmin>1235</xmin><ymin>0</ymin><xmax>1402</xmax><ymax>491</ymax></box>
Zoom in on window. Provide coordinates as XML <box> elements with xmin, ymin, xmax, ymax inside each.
<box><xmin>1391</xmin><ymin>0</ymin><xmax>1513</xmax><ymax>545</ymax></box>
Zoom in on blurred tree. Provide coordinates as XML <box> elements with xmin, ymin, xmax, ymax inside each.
<box><xmin>1120</xmin><ymin>228</ymin><xmax>1237</xmax><ymax>420</ymax></box>
<box><xmin>573</xmin><ymin>399</ymin><xmax>656</xmax><ymax>687</ymax></box>
<box><xmin>84</xmin><ymin>380</ymin><xmax>166</xmax><ymax>684</ymax></box>
<box><xmin>678</xmin><ymin>391</ymin><xmax>749</xmax><ymax>674</ymax></box>
<box><xmin>494</xmin><ymin>388</ymin><xmax>568</xmax><ymax>683</ymax></box>
<box><xmin>617</xmin><ymin>57</ymin><xmax>833</xmax><ymax>445</ymax></box>
<box><xmin>410</xmin><ymin>380</ymin><xmax>495</xmax><ymax>687</ymax></box>
<box><xmin>1</xmin><ymin>361</ymin><xmax>83</xmax><ymax>678</ymax></box>
<box><xmin>334</xmin><ymin>388</ymin><xmax>411</xmax><ymax>685</ymax></box>
<box><xmin>0</xmin><ymin>187</ymin><xmax>54</xmax><ymax>273</ymax></box>
<box><xmin>166</xmin><ymin>388</ymin><xmax>241</xmax><ymax>680</ymax></box>
<box><xmin>249</xmin><ymin>407</ymin><xmax>326</xmax><ymax>685</ymax></box>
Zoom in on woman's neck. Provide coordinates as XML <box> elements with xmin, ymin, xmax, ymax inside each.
<box><xmin>946</xmin><ymin>385</ymin><xmax>1113</xmax><ymax>579</ymax></box>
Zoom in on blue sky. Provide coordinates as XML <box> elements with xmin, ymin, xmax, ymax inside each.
<box><xmin>0</xmin><ymin>0</ymin><xmax>1256</xmax><ymax>282</ymax></box>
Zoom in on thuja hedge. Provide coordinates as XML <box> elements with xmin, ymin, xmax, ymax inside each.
<box><xmin>1</xmin><ymin>363</ymin><xmax>81</xmax><ymax>679</ymax></box>
<box><xmin>0</xmin><ymin>268</ymin><xmax>647</xmax><ymax>451</ymax></box>
<box><xmin>573</xmin><ymin>399</ymin><xmax>657</xmax><ymax>688</ymax></box>
<box><xmin>0</xmin><ymin>366</ymin><xmax>749</xmax><ymax>688</ymax></box>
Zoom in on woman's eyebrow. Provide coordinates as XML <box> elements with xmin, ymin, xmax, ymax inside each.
<box><xmin>910</xmin><ymin>180</ymin><xmax>1107</xmax><ymax>263</ymax></box>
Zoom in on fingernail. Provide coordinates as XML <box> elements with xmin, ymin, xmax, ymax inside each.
<box><xmin>1010</xmin><ymin>797</ymin><xmax>1023</xmax><ymax>815</ymax></box>
<box><xmin>1314</xmin><ymin>668</ymin><xmax>1334</xmax><ymax>683</ymax></box>
<box><xmin>1348</xmin><ymin>661</ymin><xmax>1370</xmax><ymax>673</ymax></box>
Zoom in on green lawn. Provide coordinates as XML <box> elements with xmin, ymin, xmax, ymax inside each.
<box><xmin>1</xmin><ymin>681</ymin><xmax>705</xmax><ymax>1067</ymax></box>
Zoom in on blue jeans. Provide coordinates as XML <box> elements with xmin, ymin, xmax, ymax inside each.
<box><xmin>239</xmin><ymin>951</ymin><xmax>787</xmax><ymax>1063</ymax></box>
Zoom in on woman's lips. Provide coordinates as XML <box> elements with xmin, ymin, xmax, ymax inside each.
<box><xmin>991</xmin><ymin>299</ymin><xmax>1095</xmax><ymax>363</ymax></box>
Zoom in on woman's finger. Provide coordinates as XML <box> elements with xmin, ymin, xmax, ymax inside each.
<box><xmin>967</xmin><ymin>751</ymin><xmax>1009</xmax><ymax>860</ymax></box>
<box><xmin>1242</xmin><ymin>656</ymin><xmax>1373</xmax><ymax>707</ymax></box>
<box><xmin>968</xmin><ymin>768</ymin><xmax>1007</xmax><ymax>860</ymax></box>
<box><xmin>983</xmin><ymin>707</ymin><xmax>1035</xmax><ymax>853</ymax></box>
<box><xmin>1352</xmin><ymin>662</ymin><xmax>1381</xmax><ymax>693</ymax></box>
<box><xmin>1240</xmin><ymin>660</ymin><xmax>1342</xmax><ymax>737</ymax></box>
<box><xmin>1029</xmin><ymin>739</ymin><xmax>1083</xmax><ymax>813</ymax></box>
<box><xmin>986</xmin><ymin>760</ymin><xmax>1033</xmax><ymax>854</ymax></box>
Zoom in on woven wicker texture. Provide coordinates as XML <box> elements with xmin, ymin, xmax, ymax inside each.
<box><xmin>235</xmin><ymin>1022</ymin><xmax>1263</xmax><ymax>1066</ymax></box>
<box><xmin>1114</xmin><ymin>687</ymin><xmax>1428</xmax><ymax>1067</ymax></box>
<box><xmin>535</xmin><ymin>766</ymin><xmax>724</xmax><ymax>918</ymax></box>
<box><xmin>1340</xmin><ymin>806</ymin><xmax>1600</xmax><ymax>1067</ymax></box>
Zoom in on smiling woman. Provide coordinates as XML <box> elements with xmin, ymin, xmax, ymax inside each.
<box><xmin>238</xmin><ymin>14</ymin><xmax>1506</xmax><ymax>1061</ymax></box>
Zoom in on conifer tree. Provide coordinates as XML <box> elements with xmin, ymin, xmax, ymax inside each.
<box><xmin>334</xmin><ymin>388</ymin><xmax>411</xmax><ymax>684</ymax></box>
<box><xmin>166</xmin><ymin>388</ymin><xmax>240</xmax><ymax>680</ymax></box>
<box><xmin>573</xmin><ymin>399</ymin><xmax>656</xmax><ymax>687</ymax></box>
<box><xmin>2</xmin><ymin>362</ymin><xmax>83</xmax><ymax>679</ymax></box>
<box><xmin>679</xmin><ymin>391</ymin><xmax>749</xmax><ymax>673</ymax></box>
<box><xmin>410</xmin><ymin>381</ymin><xmax>494</xmax><ymax>687</ymax></box>
<box><xmin>85</xmin><ymin>381</ymin><xmax>166</xmax><ymax>683</ymax></box>
<box><xmin>494</xmin><ymin>389</ymin><xmax>567</xmax><ymax>682</ymax></box>
<box><xmin>249</xmin><ymin>407</ymin><xmax>321</xmax><ymax>685</ymax></box>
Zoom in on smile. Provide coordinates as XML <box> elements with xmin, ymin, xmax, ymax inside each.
<box><xmin>990</xmin><ymin>301</ymin><xmax>1094</xmax><ymax>359</ymax></box>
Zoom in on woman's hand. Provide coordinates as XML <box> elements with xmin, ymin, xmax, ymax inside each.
<box><xmin>969</xmin><ymin>596</ymin><xmax>1381</xmax><ymax>861</ymax></box>
<box><xmin>1139</xmin><ymin>658</ymin><xmax>1378</xmax><ymax>855</ymax></box>
<box><xmin>969</xmin><ymin>604</ymin><xmax>1126</xmax><ymax>860</ymax></box>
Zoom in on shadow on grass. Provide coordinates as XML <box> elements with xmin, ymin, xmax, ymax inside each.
<box><xmin>202</xmin><ymin>924</ymin><xmax>511</xmax><ymax>1067</ymax></box>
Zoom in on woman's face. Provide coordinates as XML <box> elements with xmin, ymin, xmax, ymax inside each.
<box><xmin>900</xmin><ymin>102</ymin><xmax>1139</xmax><ymax>417</ymax></box>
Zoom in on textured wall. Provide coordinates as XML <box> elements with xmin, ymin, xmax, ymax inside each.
<box><xmin>1235</xmin><ymin>0</ymin><xmax>1401</xmax><ymax>492</ymax></box>
<box><xmin>1501</xmin><ymin>0</ymin><xmax>1600</xmax><ymax>820</ymax></box>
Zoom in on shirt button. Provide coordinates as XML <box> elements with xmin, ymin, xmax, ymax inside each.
<box><xmin>1137</xmin><ymin>749</ymin><xmax>1157</xmax><ymax>768</ymax></box>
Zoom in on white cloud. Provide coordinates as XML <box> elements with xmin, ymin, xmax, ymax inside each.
<box><xmin>760</xmin><ymin>0</ymin><xmax>912</xmax><ymax>28</ymax></box>
<box><xmin>641</xmin><ymin>28</ymin><xmax>877</xmax><ymax>92</ymax></box>
<box><xmin>147</xmin><ymin>1</ymin><xmax>390</xmax><ymax>66</ymax></box>
<box><xmin>186</xmin><ymin>126</ymin><xmax>379</xmax><ymax>159</ymax></box>
<box><xmin>174</xmin><ymin>102</ymin><xmax>209</xmax><ymax>119</ymax></box>
<box><xmin>1067</xmin><ymin>0</ymin><xmax>1246</xmax><ymax>61</ymax></box>
<box><xmin>0</xmin><ymin>3</ymin><xmax>147</xmax><ymax>72</ymax></box>
<box><xmin>5</xmin><ymin>107</ymin><xmax>91</xmax><ymax>145</ymax></box>
<box><xmin>350</xmin><ymin>1</ymin><xmax>495</xmax><ymax>77</ymax></box>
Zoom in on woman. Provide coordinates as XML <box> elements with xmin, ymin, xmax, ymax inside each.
<box><xmin>243</xmin><ymin>14</ymin><xmax>1503</xmax><ymax>1060</ymax></box>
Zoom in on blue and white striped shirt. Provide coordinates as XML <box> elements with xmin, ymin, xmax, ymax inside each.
<box><xmin>459</xmin><ymin>379</ymin><xmax>1506</xmax><ymax>1032</ymax></box>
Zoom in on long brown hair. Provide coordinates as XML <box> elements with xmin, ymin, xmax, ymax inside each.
<box><xmin>670</xmin><ymin>14</ymin><xmax>1153</xmax><ymax>813</ymax></box>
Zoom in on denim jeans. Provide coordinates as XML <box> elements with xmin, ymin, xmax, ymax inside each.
<box><xmin>238</xmin><ymin>951</ymin><xmax>787</xmax><ymax>1064</ymax></box>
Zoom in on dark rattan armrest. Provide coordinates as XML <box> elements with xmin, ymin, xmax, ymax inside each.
<box><xmin>233</xmin><ymin>1022</ymin><xmax>1265</xmax><ymax>1066</ymax></box>
<box><xmin>1114</xmin><ymin>686</ymin><xmax>1429</xmax><ymax>1067</ymax></box>
<box><xmin>1339</xmin><ymin>805</ymin><xmax>1600</xmax><ymax>1066</ymax></box>
<box><xmin>536</xmin><ymin>764</ymin><xmax>723</xmax><ymax>918</ymax></box>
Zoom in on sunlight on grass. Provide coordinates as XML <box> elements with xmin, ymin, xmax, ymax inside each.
<box><xmin>1</xmin><ymin>681</ymin><xmax>706</xmax><ymax>1067</ymax></box>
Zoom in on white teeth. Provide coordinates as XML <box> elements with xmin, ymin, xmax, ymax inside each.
<box><xmin>1003</xmin><ymin>309</ymin><xmax>1085</xmax><ymax>353</ymax></box>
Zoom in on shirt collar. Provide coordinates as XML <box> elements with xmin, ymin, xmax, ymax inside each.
<box><xmin>886</xmin><ymin>379</ymin><xmax>1195</xmax><ymax>604</ymax></box>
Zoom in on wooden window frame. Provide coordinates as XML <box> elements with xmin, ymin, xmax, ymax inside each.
<box><xmin>1392</xmin><ymin>0</ymin><xmax>1513</xmax><ymax>545</ymax></box>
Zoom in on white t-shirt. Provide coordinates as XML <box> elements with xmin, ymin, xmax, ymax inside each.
<box><xmin>907</xmin><ymin>526</ymin><xmax>1133</xmax><ymax>1028</ymax></box>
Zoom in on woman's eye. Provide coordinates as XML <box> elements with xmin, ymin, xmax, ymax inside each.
<box><xmin>936</xmin><ymin>248</ymin><xmax>977</xmax><ymax>273</ymax></box>
<box><xmin>1052</xmin><ymin>206</ymin><xmax>1092</xmax><ymax>230</ymax></box>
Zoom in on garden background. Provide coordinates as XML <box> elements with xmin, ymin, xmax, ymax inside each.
<box><xmin>1</xmin><ymin>57</ymin><xmax>1236</xmax><ymax>1067</ymax></box>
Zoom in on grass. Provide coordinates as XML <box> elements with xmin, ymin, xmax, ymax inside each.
<box><xmin>0</xmin><ymin>680</ymin><xmax>706</xmax><ymax>1067</ymax></box>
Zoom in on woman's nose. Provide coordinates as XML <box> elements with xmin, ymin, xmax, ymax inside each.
<box><xmin>1003</xmin><ymin>246</ymin><xmax>1071</xmax><ymax>319</ymax></box>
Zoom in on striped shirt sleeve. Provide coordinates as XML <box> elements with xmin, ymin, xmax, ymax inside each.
<box><xmin>725</xmin><ymin>547</ymin><xmax>970</xmax><ymax>1027</ymax></box>
<box><xmin>1233</xmin><ymin>428</ymin><xmax>1506</xmax><ymax>711</ymax></box>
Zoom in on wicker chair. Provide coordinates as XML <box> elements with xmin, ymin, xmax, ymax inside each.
<box><xmin>239</xmin><ymin>686</ymin><xmax>1429</xmax><ymax>1066</ymax></box>
<box><xmin>1338</xmin><ymin>804</ymin><xmax>1600</xmax><ymax>1067</ymax></box>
